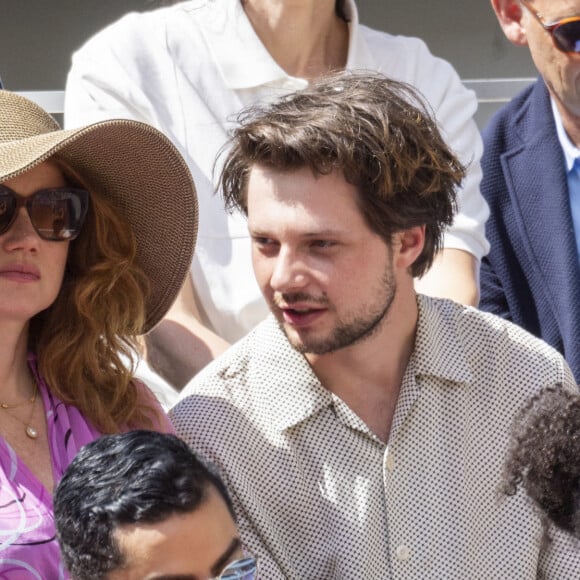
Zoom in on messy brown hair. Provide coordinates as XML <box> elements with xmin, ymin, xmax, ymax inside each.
<box><xmin>219</xmin><ymin>71</ymin><xmax>464</xmax><ymax>277</ymax></box>
<box><xmin>28</xmin><ymin>161</ymin><xmax>155</xmax><ymax>433</ymax></box>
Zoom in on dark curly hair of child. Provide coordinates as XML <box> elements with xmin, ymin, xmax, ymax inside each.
<box><xmin>503</xmin><ymin>384</ymin><xmax>580</xmax><ymax>538</ymax></box>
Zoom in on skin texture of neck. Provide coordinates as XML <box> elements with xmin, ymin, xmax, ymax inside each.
<box><xmin>555</xmin><ymin>96</ymin><xmax>580</xmax><ymax>147</ymax></box>
<box><xmin>242</xmin><ymin>0</ymin><xmax>349</xmax><ymax>79</ymax></box>
<box><xmin>0</xmin><ymin>322</ymin><xmax>34</xmax><ymax>402</ymax></box>
<box><xmin>307</xmin><ymin>281</ymin><xmax>419</xmax><ymax>444</ymax></box>
<box><xmin>0</xmin><ymin>320</ymin><xmax>54</xmax><ymax>494</ymax></box>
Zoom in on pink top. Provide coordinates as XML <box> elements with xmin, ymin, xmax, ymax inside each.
<box><xmin>0</xmin><ymin>354</ymin><xmax>173</xmax><ymax>578</ymax></box>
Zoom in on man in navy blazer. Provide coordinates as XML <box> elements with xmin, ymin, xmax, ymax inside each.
<box><xmin>482</xmin><ymin>0</ymin><xmax>580</xmax><ymax>381</ymax></box>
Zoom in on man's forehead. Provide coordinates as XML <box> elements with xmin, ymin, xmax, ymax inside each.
<box><xmin>109</xmin><ymin>488</ymin><xmax>241</xmax><ymax>580</ymax></box>
<box><xmin>246</xmin><ymin>163</ymin><xmax>350</xmax><ymax>187</ymax></box>
<box><xmin>246</xmin><ymin>164</ymin><xmax>357</xmax><ymax>203</ymax></box>
<box><xmin>533</xmin><ymin>0</ymin><xmax>580</xmax><ymax>17</ymax></box>
<box><xmin>245</xmin><ymin>165</ymin><xmax>376</xmax><ymax>241</ymax></box>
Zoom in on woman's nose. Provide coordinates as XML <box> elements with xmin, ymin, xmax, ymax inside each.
<box><xmin>1</xmin><ymin>208</ymin><xmax>39</xmax><ymax>251</ymax></box>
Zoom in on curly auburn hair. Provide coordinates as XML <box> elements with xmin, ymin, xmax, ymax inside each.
<box><xmin>502</xmin><ymin>384</ymin><xmax>580</xmax><ymax>538</ymax></box>
<box><xmin>28</xmin><ymin>160</ymin><xmax>156</xmax><ymax>433</ymax></box>
<box><xmin>219</xmin><ymin>71</ymin><xmax>464</xmax><ymax>278</ymax></box>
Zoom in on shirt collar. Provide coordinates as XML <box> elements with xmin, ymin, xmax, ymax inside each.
<box><xmin>412</xmin><ymin>295</ymin><xmax>473</xmax><ymax>385</ymax></box>
<box><xmin>198</xmin><ymin>0</ymin><xmax>368</xmax><ymax>90</ymax></box>
<box><xmin>551</xmin><ymin>97</ymin><xmax>580</xmax><ymax>172</ymax></box>
<box><xmin>254</xmin><ymin>295</ymin><xmax>471</xmax><ymax>433</ymax></box>
<box><xmin>249</xmin><ymin>317</ymin><xmax>334</xmax><ymax>432</ymax></box>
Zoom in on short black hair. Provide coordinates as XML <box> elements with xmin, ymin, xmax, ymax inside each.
<box><xmin>54</xmin><ymin>430</ymin><xmax>234</xmax><ymax>579</ymax></box>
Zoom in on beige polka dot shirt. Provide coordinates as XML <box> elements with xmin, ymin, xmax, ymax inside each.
<box><xmin>171</xmin><ymin>296</ymin><xmax>580</xmax><ymax>579</ymax></box>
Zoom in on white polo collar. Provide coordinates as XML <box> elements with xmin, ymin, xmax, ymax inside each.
<box><xmin>197</xmin><ymin>0</ymin><xmax>374</xmax><ymax>90</ymax></box>
<box><xmin>254</xmin><ymin>295</ymin><xmax>472</xmax><ymax>434</ymax></box>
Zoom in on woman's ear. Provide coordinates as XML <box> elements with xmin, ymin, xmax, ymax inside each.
<box><xmin>491</xmin><ymin>0</ymin><xmax>529</xmax><ymax>46</ymax></box>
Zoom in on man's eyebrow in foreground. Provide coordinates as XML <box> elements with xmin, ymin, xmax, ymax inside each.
<box><xmin>147</xmin><ymin>537</ymin><xmax>242</xmax><ymax>580</ymax></box>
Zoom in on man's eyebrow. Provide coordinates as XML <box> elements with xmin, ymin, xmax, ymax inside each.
<box><xmin>249</xmin><ymin>229</ymin><xmax>344</xmax><ymax>238</ymax></box>
<box><xmin>210</xmin><ymin>537</ymin><xmax>242</xmax><ymax>577</ymax></box>
<box><xmin>248</xmin><ymin>229</ymin><xmax>271</xmax><ymax>238</ymax></box>
<box><xmin>143</xmin><ymin>538</ymin><xmax>241</xmax><ymax>580</ymax></box>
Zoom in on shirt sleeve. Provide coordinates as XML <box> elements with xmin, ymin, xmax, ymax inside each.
<box><xmin>538</xmin><ymin>523</ymin><xmax>580</xmax><ymax>578</ymax></box>
<box><xmin>132</xmin><ymin>379</ymin><xmax>175</xmax><ymax>434</ymax></box>
<box><xmin>434</xmin><ymin>79</ymin><xmax>490</xmax><ymax>261</ymax></box>
<box><xmin>64</xmin><ymin>14</ymin><xmax>158</xmax><ymax>129</ymax></box>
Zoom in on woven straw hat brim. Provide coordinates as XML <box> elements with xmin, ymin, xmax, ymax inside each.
<box><xmin>0</xmin><ymin>117</ymin><xmax>197</xmax><ymax>333</ymax></box>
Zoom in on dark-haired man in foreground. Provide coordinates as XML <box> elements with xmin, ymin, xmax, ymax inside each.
<box><xmin>171</xmin><ymin>72</ymin><xmax>580</xmax><ymax>578</ymax></box>
<box><xmin>54</xmin><ymin>431</ymin><xmax>258</xmax><ymax>580</ymax></box>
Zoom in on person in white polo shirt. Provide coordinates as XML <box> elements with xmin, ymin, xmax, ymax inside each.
<box><xmin>65</xmin><ymin>0</ymin><xmax>489</xmax><ymax>392</ymax></box>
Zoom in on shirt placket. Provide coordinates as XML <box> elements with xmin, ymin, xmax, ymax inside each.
<box><xmin>384</xmin><ymin>361</ymin><xmax>421</xmax><ymax>578</ymax></box>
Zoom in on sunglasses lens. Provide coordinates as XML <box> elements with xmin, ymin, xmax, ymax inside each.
<box><xmin>29</xmin><ymin>189</ymin><xmax>89</xmax><ymax>241</ymax></box>
<box><xmin>0</xmin><ymin>191</ymin><xmax>17</xmax><ymax>235</ymax></box>
<box><xmin>219</xmin><ymin>557</ymin><xmax>258</xmax><ymax>580</ymax></box>
<box><xmin>554</xmin><ymin>20</ymin><xmax>580</xmax><ymax>52</ymax></box>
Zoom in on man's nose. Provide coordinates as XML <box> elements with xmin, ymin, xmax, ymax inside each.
<box><xmin>270</xmin><ymin>247</ymin><xmax>308</xmax><ymax>292</ymax></box>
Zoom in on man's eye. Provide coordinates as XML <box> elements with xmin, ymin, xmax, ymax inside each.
<box><xmin>311</xmin><ymin>240</ymin><xmax>335</xmax><ymax>249</ymax></box>
<box><xmin>253</xmin><ymin>237</ymin><xmax>275</xmax><ymax>246</ymax></box>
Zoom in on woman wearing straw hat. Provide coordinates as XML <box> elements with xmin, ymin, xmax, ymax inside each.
<box><xmin>0</xmin><ymin>91</ymin><xmax>197</xmax><ymax>576</ymax></box>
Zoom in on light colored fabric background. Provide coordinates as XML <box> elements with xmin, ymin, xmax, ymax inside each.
<box><xmin>1</xmin><ymin>1</ymin><xmax>535</xmax><ymax>92</ymax></box>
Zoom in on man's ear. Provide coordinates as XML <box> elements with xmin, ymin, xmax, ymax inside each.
<box><xmin>490</xmin><ymin>0</ymin><xmax>529</xmax><ymax>46</ymax></box>
<box><xmin>393</xmin><ymin>225</ymin><xmax>425</xmax><ymax>271</ymax></box>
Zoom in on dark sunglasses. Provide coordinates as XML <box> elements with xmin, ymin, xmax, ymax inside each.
<box><xmin>0</xmin><ymin>185</ymin><xmax>89</xmax><ymax>242</ymax></box>
<box><xmin>520</xmin><ymin>0</ymin><xmax>580</xmax><ymax>53</ymax></box>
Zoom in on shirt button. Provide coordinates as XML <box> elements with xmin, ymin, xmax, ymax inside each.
<box><xmin>386</xmin><ymin>452</ymin><xmax>395</xmax><ymax>472</ymax></box>
<box><xmin>396</xmin><ymin>545</ymin><xmax>411</xmax><ymax>561</ymax></box>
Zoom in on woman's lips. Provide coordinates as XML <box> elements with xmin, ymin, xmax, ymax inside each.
<box><xmin>0</xmin><ymin>264</ymin><xmax>41</xmax><ymax>282</ymax></box>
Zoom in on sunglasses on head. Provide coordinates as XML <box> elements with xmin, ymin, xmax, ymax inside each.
<box><xmin>0</xmin><ymin>185</ymin><xmax>89</xmax><ymax>242</ymax></box>
<box><xmin>214</xmin><ymin>555</ymin><xmax>259</xmax><ymax>580</ymax></box>
<box><xmin>520</xmin><ymin>0</ymin><xmax>580</xmax><ymax>53</ymax></box>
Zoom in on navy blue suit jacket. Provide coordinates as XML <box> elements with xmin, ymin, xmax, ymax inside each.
<box><xmin>481</xmin><ymin>78</ymin><xmax>580</xmax><ymax>381</ymax></box>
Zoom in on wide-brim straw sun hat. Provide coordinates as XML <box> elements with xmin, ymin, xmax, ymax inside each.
<box><xmin>0</xmin><ymin>90</ymin><xmax>197</xmax><ymax>333</ymax></box>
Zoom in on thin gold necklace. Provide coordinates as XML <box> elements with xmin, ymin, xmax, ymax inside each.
<box><xmin>0</xmin><ymin>383</ymin><xmax>38</xmax><ymax>409</ymax></box>
<box><xmin>0</xmin><ymin>384</ymin><xmax>39</xmax><ymax>439</ymax></box>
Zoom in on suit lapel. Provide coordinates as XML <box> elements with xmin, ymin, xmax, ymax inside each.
<box><xmin>501</xmin><ymin>80</ymin><xmax>580</xmax><ymax>341</ymax></box>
